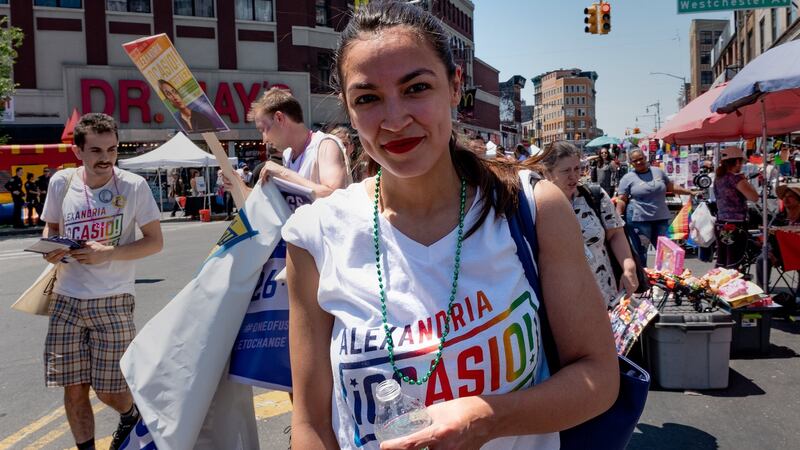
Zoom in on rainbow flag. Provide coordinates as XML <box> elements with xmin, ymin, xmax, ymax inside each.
<box><xmin>668</xmin><ymin>197</ymin><xmax>693</xmax><ymax>241</ymax></box>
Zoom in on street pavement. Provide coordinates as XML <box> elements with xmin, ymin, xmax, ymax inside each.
<box><xmin>1</xmin><ymin>221</ymin><xmax>798</xmax><ymax>449</ymax></box>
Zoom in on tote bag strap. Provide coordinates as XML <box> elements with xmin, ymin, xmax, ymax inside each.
<box><xmin>510</xmin><ymin>170</ymin><xmax>561</xmax><ymax>373</ymax></box>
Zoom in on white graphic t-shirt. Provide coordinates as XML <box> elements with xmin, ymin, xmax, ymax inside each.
<box><xmin>282</xmin><ymin>182</ymin><xmax>559</xmax><ymax>450</ymax></box>
<box><xmin>41</xmin><ymin>167</ymin><xmax>161</xmax><ymax>299</ymax></box>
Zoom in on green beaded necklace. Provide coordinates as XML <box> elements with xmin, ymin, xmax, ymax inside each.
<box><xmin>372</xmin><ymin>167</ymin><xmax>468</xmax><ymax>386</ymax></box>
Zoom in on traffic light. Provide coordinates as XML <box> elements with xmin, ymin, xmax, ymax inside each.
<box><xmin>599</xmin><ymin>2</ymin><xmax>611</xmax><ymax>34</ymax></box>
<box><xmin>584</xmin><ymin>3</ymin><xmax>599</xmax><ymax>34</ymax></box>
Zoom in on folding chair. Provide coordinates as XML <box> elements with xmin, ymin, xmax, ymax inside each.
<box><xmin>771</xmin><ymin>230</ymin><xmax>800</xmax><ymax>298</ymax></box>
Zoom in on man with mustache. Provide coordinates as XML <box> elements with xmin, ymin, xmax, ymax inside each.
<box><xmin>39</xmin><ymin>113</ymin><xmax>163</xmax><ymax>450</ymax></box>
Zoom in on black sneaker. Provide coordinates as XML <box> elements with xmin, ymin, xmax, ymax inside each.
<box><xmin>109</xmin><ymin>418</ymin><xmax>136</xmax><ymax>450</ymax></box>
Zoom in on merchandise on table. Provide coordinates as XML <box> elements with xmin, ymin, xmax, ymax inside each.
<box><xmin>608</xmin><ymin>295</ymin><xmax>659</xmax><ymax>356</ymax></box>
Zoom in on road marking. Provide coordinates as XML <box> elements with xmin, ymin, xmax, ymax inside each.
<box><xmin>253</xmin><ymin>391</ymin><xmax>293</xmax><ymax>420</ymax></box>
<box><xmin>27</xmin><ymin>401</ymin><xmax>107</xmax><ymax>449</ymax></box>
<box><xmin>0</xmin><ymin>251</ymin><xmax>38</xmax><ymax>261</ymax></box>
<box><xmin>0</xmin><ymin>407</ymin><xmax>66</xmax><ymax>450</ymax></box>
<box><xmin>6</xmin><ymin>391</ymin><xmax>289</xmax><ymax>449</ymax></box>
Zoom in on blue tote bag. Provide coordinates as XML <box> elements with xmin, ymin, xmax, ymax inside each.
<box><xmin>507</xmin><ymin>176</ymin><xmax>650</xmax><ymax>450</ymax></box>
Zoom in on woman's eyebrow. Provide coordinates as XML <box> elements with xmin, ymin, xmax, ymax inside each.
<box><xmin>349</xmin><ymin>68</ymin><xmax>436</xmax><ymax>91</ymax></box>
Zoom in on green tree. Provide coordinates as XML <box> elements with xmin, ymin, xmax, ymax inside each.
<box><xmin>0</xmin><ymin>16</ymin><xmax>24</xmax><ymax>142</ymax></box>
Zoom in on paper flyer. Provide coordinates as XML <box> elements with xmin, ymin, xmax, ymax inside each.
<box><xmin>122</xmin><ymin>34</ymin><xmax>229</xmax><ymax>134</ymax></box>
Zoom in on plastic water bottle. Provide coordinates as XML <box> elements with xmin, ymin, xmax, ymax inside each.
<box><xmin>373</xmin><ymin>379</ymin><xmax>432</xmax><ymax>443</ymax></box>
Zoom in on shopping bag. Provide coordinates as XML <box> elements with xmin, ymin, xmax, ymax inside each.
<box><xmin>11</xmin><ymin>264</ymin><xmax>58</xmax><ymax>316</ymax></box>
<box><xmin>690</xmin><ymin>201</ymin><xmax>716</xmax><ymax>247</ymax></box>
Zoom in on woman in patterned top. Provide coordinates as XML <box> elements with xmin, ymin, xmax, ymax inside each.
<box><xmin>537</xmin><ymin>141</ymin><xmax>639</xmax><ymax>307</ymax></box>
<box><xmin>713</xmin><ymin>146</ymin><xmax>759</xmax><ymax>269</ymax></box>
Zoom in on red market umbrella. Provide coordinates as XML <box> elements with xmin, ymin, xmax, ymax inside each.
<box><xmin>656</xmin><ymin>80</ymin><xmax>800</xmax><ymax>145</ymax></box>
<box><xmin>655</xmin><ymin>83</ymin><xmax>730</xmax><ymax>144</ymax></box>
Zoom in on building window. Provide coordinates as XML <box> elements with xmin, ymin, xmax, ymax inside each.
<box><xmin>700</xmin><ymin>71</ymin><xmax>713</xmax><ymax>85</ymax></box>
<box><xmin>700</xmin><ymin>30</ymin><xmax>713</xmax><ymax>44</ymax></box>
<box><xmin>235</xmin><ymin>0</ymin><xmax>272</xmax><ymax>21</ymax></box>
<box><xmin>316</xmin><ymin>52</ymin><xmax>332</xmax><ymax>93</ymax></box>
<box><xmin>700</xmin><ymin>51</ymin><xmax>711</xmax><ymax>65</ymax></box>
<box><xmin>579</xmin><ymin>120</ymin><xmax>586</xmax><ymax>128</ymax></box>
<box><xmin>759</xmin><ymin>18</ymin><xmax>765</xmax><ymax>54</ymax></box>
<box><xmin>771</xmin><ymin>8</ymin><xmax>778</xmax><ymax>43</ymax></box>
<box><xmin>107</xmin><ymin>0</ymin><xmax>150</xmax><ymax>13</ymax></box>
<box><xmin>315</xmin><ymin>0</ymin><xmax>328</xmax><ymax>26</ymax></box>
<box><xmin>174</xmin><ymin>0</ymin><xmax>214</xmax><ymax>17</ymax></box>
<box><xmin>34</xmin><ymin>0</ymin><xmax>82</xmax><ymax>7</ymax></box>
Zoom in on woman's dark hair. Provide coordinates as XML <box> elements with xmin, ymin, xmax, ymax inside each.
<box><xmin>715</xmin><ymin>157</ymin><xmax>741</xmax><ymax>178</ymax></box>
<box><xmin>26</xmin><ymin>173</ymin><xmax>33</xmax><ymax>180</ymax></box>
<box><xmin>531</xmin><ymin>141</ymin><xmax>582</xmax><ymax>173</ymax></box>
<box><xmin>597</xmin><ymin>146</ymin><xmax>610</xmax><ymax>168</ymax></box>
<box><xmin>331</xmin><ymin>0</ymin><xmax>521</xmax><ymax>237</ymax></box>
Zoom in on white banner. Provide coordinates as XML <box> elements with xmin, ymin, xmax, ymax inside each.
<box><xmin>120</xmin><ymin>180</ymin><xmax>291</xmax><ymax>450</ymax></box>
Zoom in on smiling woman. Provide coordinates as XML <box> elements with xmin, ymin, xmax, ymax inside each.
<box><xmin>281</xmin><ymin>2</ymin><xmax>619</xmax><ymax>450</ymax></box>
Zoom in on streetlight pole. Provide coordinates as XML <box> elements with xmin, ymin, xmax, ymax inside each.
<box><xmin>650</xmin><ymin>71</ymin><xmax>688</xmax><ymax>107</ymax></box>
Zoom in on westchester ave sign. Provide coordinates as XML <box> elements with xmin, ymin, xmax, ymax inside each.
<box><xmin>678</xmin><ymin>0</ymin><xmax>791</xmax><ymax>14</ymax></box>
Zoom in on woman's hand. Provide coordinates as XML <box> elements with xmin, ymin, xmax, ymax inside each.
<box><xmin>379</xmin><ymin>396</ymin><xmax>494</xmax><ymax>450</ymax></box>
<box><xmin>619</xmin><ymin>258</ymin><xmax>639</xmax><ymax>297</ymax></box>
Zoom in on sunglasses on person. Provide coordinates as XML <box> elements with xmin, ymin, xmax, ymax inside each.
<box><xmin>630</xmin><ymin>157</ymin><xmax>646</xmax><ymax>164</ymax></box>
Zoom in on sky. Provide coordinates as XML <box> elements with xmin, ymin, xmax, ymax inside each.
<box><xmin>472</xmin><ymin>0</ymin><xmax>731</xmax><ymax>138</ymax></box>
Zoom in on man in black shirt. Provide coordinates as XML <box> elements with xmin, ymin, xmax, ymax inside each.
<box><xmin>4</xmin><ymin>167</ymin><xmax>25</xmax><ymax>228</ymax></box>
<box><xmin>35</xmin><ymin>167</ymin><xmax>51</xmax><ymax>225</ymax></box>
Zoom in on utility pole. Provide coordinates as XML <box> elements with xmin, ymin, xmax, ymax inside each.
<box><xmin>645</xmin><ymin>101</ymin><xmax>661</xmax><ymax>130</ymax></box>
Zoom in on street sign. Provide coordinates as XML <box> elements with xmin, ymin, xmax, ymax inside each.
<box><xmin>678</xmin><ymin>0</ymin><xmax>791</xmax><ymax>14</ymax></box>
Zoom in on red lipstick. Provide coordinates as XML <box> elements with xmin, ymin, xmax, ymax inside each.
<box><xmin>383</xmin><ymin>137</ymin><xmax>424</xmax><ymax>154</ymax></box>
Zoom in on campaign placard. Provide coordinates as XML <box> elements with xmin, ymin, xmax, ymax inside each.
<box><xmin>122</xmin><ymin>34</ymin><xmax>229</xmax><ymax>134</ymax></box>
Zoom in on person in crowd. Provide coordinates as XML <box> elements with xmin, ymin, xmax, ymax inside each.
<box><xmin>4</xmin><ymin>167</ymin><xmax>25</xmax><ymax>228</ymax></box>
<box><xmin>39</xmin><ymin>113</ymin><xmax>163</xmax><ymax>450</ymax></box>
<box><xmin>591</xmin><ymin>146</ymin><xmax>618</xmax><ymax>197</ymax></box>
<box><xmin>216</xmin><ymin>168</ymin><xmax>236</xmax><ymax>220</ymax></box>
<box><xmin>157</xmin><ymin>79</ymin><xmax>218</xmax><ymax>134</ymax></box>
<box><xmin>36</xmin><ymin>167</ymin><xmax>52</xmax><ymax>225</ymax></box>
<box><xmin>244</xmin><ymin>165</ymin><xmax>254</xmax><ymax>187</ymax></box>
<box><xmin>330</xmin><ymin>125</ymin><xmax>368</xmax><ymax>183</ymax></box>
<box><xmin>513</xmin><ymin>144</ymin><xmax>529</xmax><ymax>161</ymax></box>
<box><xmin>468</xmin><ymin>135</ymin><xmax>486</xmax><ymax>157</ymax></box>
<box><xmin>242</xmin><ymin>88</ymin><xmax>350</xmax><ymax>198</ymax></box>
<box><xmin>756</xmin><ymin>182</ymin><xmax>800</xmax><ymax>291</ymax></box>
<box><xmin>168</xmin><ymin>171</ymin><xmax>185</xmax><ymax>217</ymax></box>
<box><xmin>24</xmin><ymin>172</ymin><xmax>40</xmax><ymax>226</ymax></box>
<box><xmin>713</xmin><ymin>147</ymin><xmax>760</xmax><ymax>269</ymax></box>
<box><xmin>792</xmin><ymin>146</ymin><xmax>800</xmax><ymax>177</ymax></box>
<box><xmin>190</xmin><ymin>169</ymin><xmax>206</xmax><ymax>196</ymax></box>
<box><xmin>616</xmin><ymin>148</ymin><xmax>696</xmax><ymax>265</ymax></box>
<box><xmin>537</xmin><ymin>141</ymin><xmax>639</xmax><ymax>307</ymax></box>
<box><xmin>779</xmin><ymin>142</ymin><xmax>792</xmax><ymax>177</ymax></box>
<box><xmin>282</xmin><ymin>3</ymin><xmax>618</xmax><ymax>449</ymax></box>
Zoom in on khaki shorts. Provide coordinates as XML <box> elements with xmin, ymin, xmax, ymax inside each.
<box><xmin>44</xmin><ymin>293</ymin><xmax>136</xmax><ymax>393</ymax></box>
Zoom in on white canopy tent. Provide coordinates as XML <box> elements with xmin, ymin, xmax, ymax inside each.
<box><xmin>118</xmin><ymin>132</ymin><xmax>237</xmax><ymax>169</ymax></box>
<box><xmin>119</xmin><ymin>132</ymin><xmax>238</xmax><ymax>213</ymax></box>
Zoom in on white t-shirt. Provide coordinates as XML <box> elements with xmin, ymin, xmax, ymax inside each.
<box><xmin>41</xmin><ymin>167</ymin><xmax>161</xmax><ymax>299</ymax></box>
<box><xmin>283</xmin><ymin>131</ymin><xmax>353</xmax><ymax>186</ymax></box>
<box><xmin>282</xmin><ymin>181</ymin><xmax>558</xmax><ymax>450</ymax></box>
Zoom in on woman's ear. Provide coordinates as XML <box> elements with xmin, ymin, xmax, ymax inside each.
<box><xmin>450</xmin><ymin>66</ymin><xmax>463</xmax><ymax>107</ymax></box>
